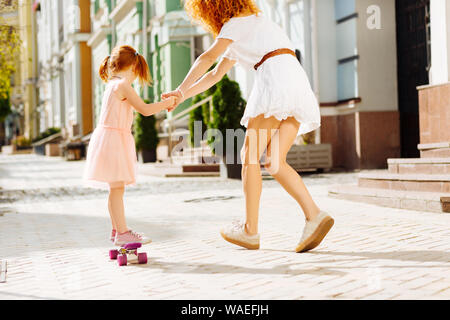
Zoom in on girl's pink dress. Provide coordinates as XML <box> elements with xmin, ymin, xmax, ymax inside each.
<box><xmin>83</xmin><ymin>79</ymin><xmax>137</xmax><ymax>188</ymax></box>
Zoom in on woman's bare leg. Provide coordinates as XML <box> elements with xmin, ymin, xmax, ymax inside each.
<box><xmin>242</xmin><ymin>115</ymin><xmax>281</xmax><ymax>235</ymax></box>
<box><xmin>108</xmin><ymin>183</ymin><xmax>128</xmax><ymax>233</ymax></box>
<box><xmin>265</xmin><ymin>117</ymin><xmax>321</xmax><ymax>221</ymax></box>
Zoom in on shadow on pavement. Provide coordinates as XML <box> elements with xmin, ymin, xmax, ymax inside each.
<box><xmin>0</xmin><ymin>212</ymin><xmax>181</xmax><ymax>256</ymax></box>
<box><xmin>309</xmin><ymin>250</ymin><xmax>450</xmax><ymax>263</ymax></box>
<box><xmin>134</xmin><ymin>257</ymin><xmax>347</xmax><ymax>277</ymax></box>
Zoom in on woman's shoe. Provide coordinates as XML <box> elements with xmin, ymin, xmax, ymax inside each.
<box><xmin>114</xmin><ymin>230</ymin><xmax>152</xmax><ymax>246</ymax></box>
<box><xmin>220</xmin><ymin>220</ymin><xmax>260</xmax><ymax>250</ymax></box>
<box><xmin>295</xmin><ymin>211</ymin><xmax>334</xmax><ymax>253</ymax></box>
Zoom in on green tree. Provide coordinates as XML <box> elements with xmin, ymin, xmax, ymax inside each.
<box><xmin>0</xmin><ymin>3</ymin><xmax>21</xmax><ymax>120</ymax></box>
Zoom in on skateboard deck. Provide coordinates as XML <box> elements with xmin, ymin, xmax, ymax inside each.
<box><xmin>109</xmin><ymin>242</ymin><xmax>148</xmax><ymax>266</ymax></box>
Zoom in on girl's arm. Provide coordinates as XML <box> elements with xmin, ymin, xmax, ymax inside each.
<box><xmin>182</xmin><ymin>57</ymin><xmax>236</xmax><ymax>101</ymax></box>
<box><xmin>162</xmin><ymin>38</ymin><xmax>233</xmax><ymax>101</ymax></box>
<box><xmin>117</xmin><ymin>81</ymin><xmax>175</xmax><ymax>116</ymax></box>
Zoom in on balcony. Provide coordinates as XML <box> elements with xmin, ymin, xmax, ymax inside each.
<box><xmin>109</xmin><ymin>0</ymin><xmax>140</xmax><ymax>23</ymax></box>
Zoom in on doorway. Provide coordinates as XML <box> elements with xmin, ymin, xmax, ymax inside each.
<box><xmin>395</xmin><ymin>0</ymin><xmax>431</xmax><ymax>158</ymax></box>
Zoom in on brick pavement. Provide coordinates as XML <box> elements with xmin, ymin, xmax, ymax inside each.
<box><xmin>0</xmin><ymin>154</ymin><xmax>449</xmax><ymax>300</ymax></box>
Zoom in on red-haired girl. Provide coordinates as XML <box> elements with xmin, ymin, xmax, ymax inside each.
<box><xmin>163</xmin><ymin>1</ymin><xmax>334</xmax><ymax>253</ymax></box>
<box><xmin>84</xmin><ymin>45</ymin><xmax>175</xmax><ymax>245</ymax></box>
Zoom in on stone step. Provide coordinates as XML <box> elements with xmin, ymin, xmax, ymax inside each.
<box><xmin>387</xmin><ymin>158</ymin><xmax>450</xmax><ymax>174</ymax></box>
<box><xmin>418</xmin><ymin>142</ymin><xmax>450</xmax><ymax>158</ymax></box>
<box><xmin>328</xmin><ymin>185</ymin><xmax>450</xmax><ymax>213</ymax></box>
<box><xmin>182</xmin><ymin>164</ymin><xmax>220</xmax><ymax>173</ymax></box>
<box><xmin>358</xmin><ymin>171</ymin><xmax>450</xmax><ymax>193</ymax></box>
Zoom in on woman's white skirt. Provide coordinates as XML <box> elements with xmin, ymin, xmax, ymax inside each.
<box><xmin>241</xmin><ymin>54</ymin><xmax>321</xmax><ymax>136</ymax></box>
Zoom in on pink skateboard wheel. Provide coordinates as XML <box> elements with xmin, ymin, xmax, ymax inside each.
<box><xmin>109</xmin><ymin>249</ymin><xmax>118</xmax><ymax>260</ymax></box>
<box><xmin>118</xmin><ymin>255</ymin><xmax>127</xmax><ymax>266</ymax></box>
<box><xmin>138</xmin><ymin>253</ymin><xmax>147</xmax><ymax>264</ymax></box>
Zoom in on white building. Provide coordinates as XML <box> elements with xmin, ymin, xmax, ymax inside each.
<box><xmin>35</xmin><ymin>0</ymin><xmax>93</xmax><ymax>138</ymax></box>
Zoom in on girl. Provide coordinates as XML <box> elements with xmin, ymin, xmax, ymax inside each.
<box><xmin>163</xmin><ymin>0</ymin><xmax>334</xmax><ymax>253</ymax></box>
<box><xmin>84</xmin><ymin>45</ymin><xmax>175</xmax><ymax>246</ymax></box>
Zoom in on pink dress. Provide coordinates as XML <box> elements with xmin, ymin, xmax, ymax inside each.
<box><xmin>83</xmin><ymin>79</ymin><xmax>137</xmax><ymax>188</ymax></box>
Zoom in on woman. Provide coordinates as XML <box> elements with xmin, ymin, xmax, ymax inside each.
<box><xmin>163</xmin><ymin>0</ymin><xmax>334</xmax><ymax>253</ymax></box>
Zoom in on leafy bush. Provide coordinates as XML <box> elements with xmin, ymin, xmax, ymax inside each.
<box><xmin>134</xmin><ymin>104</ymin><xmax>159</xmax><ymax>151</ymax></box>
<box><xmin>0</xmin><ymin>94</ymin><xmax>11</xmax><ymax>123</ymax></box>
<box><xmin>188</xmin><ymin>83</ymin><xmax>217</xmax><ymax>147</ymax></box>
<box><xmin>13</xmin><ymin>136</ymin><xmax>31</xmax><ymax>148</ymax></box>
<box><xmin>32</xmin><ymin>127</ymin><xmax>61</xmax><ymax>143</ymax></box>
<box><xmin>207</xmin><ymin>75</ymin><xmax>246</xmax><ymax>156</ymax></box>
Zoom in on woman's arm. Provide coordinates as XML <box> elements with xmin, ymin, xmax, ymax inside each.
<box><xmin>183</xmin><ymin>57</ymin><xmax>236</xmax><ymax>101</ymax></box>
<box><xmin>117</xmin><ymin>81</ymin><xmax>175</xmax><ymax>116</ymax></box>
<box><xmin>162</xmin><ymin>38</ymin><xmax>233</xmax><ymax>103</ymax></box>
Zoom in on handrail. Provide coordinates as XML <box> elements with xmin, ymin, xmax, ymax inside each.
<box><xmin>167</xmin><ymin>95</ymin><xmax>213</xmax><ymax>124</ymax></box>
<box><xmin>165</xmin><ymin>95</ymin><xmax>214</xmax><ymax>163</ymax></box>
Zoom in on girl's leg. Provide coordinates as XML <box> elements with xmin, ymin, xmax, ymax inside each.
<box><xmin>264</xmin><ymin>117</ymin><xmax>321</xmax><ymax>221</ymax></box>
<box><xmin>108</xmin><ymin>183</ymin><xmax>128</xmax><ymax>233</ymax></box>
<box><xmin>108</xmin><ymin>197</ymin><xmax>117</xmax><ymax>230</ymax></box>
<box><xmin>242</xmin><ymin>115</ymin><xmax>281</xmax><ymax>235</ymax></box>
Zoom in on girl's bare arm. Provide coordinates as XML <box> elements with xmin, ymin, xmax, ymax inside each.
<box><xmin>117</xmin><ymin>81</ymin><xmax>175</xmax><ymax>116</ymax></box>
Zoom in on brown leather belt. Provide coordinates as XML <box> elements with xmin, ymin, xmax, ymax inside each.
<box><xmin>254</xmin><ymin>48</ymin><xmax>296</xmax><ymax>71</ymax></box>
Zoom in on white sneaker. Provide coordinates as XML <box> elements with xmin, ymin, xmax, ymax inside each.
<box><xmin>114</xmin><ymin>230</ymin><xmax>152</xmax><ymax>246</ymax></box>
<box><xmin>295</xmin><ymin>211</ymin><xmax>334</xmax><ymax>253</ymax></box>
<box><xmin>220</xmin><ymin>220</ymin><xmax>260</xmax><ymax>250</ymax></box>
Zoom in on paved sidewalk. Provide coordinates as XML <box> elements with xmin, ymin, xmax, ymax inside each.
<box><xmin>0</xmin><ymin>154</ymin><xmax>449</xmax><ymax>299</ymax></box>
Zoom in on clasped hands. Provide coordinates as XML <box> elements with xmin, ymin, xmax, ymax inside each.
<box><xmin>161</xmin><ymin>89</ymin><xmax>184</xmax><ymax>112</ymax></box>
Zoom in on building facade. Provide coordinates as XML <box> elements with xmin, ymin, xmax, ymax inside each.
<box><xmin>35</xmin><ymin>0</ymin><xmax>93</xmax><ymax>138</ymax></box>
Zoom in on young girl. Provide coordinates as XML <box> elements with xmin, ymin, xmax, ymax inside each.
<box><xmin>84</xmin><ymin>45</ymin><xmax>175</xmax><ymax>246</ymax></box>
<box><xmin>163</xmin><ymin>0</ymin><xmax>334</xmax><ymax>253</ymax></box>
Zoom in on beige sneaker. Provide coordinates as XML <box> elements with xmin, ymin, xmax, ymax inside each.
<box><xmin>295</xmin><ymin>211</ymin><xmax>334</xmax><ymax>253</ymax></box>
<box><xmin>220</xmin><ymin>220</ymin><xmax>260</xmax><ymax>250</ymax></box>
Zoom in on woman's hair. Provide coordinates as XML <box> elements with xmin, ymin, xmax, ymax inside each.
<box><xmin>99</xmin><ymin>45</ymin><xmax>152</xmax><ymax>86</ymax></box>
<box><xmin>184</xmin><ymin>0</ymin><xmax>260</xmax><ymax>37</ymax></box>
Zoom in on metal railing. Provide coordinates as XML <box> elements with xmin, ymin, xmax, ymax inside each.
<box><xmin>164</xmin><ymin>95</ymin><xmax>213</xmax><ymax>163</ymax></box>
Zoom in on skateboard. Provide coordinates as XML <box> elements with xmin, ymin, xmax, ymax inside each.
<box><xmin>109</xmin><ymin>242</ymin><xmax>148</xmax><ymax>266</ymax></box>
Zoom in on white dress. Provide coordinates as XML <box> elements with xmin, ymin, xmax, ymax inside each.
<box><xmin>217</xmin><ymin>14</ymin><xmax>321</xmax><ymax>136</ymax></box>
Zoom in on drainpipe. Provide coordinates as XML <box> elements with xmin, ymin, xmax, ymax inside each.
<box><xmin>283</xmin><ymin>0</ymin><xmax>291</xmax><ymax>38</ymax></box>
<box><xmin>143</xmin><ymin>0</ymin><xmax>148</xmax><ymax>99</ymax></box>
<box><xmin>310</xmin><ymin>0</ymin><xmax>321</xmax><ymax>144</ymax></box>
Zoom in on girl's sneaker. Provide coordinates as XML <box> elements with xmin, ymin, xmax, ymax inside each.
<box><xmin>114</xmin><ymin>230</ymin><xmax>152</xmax><ymax>246</ymax></box>
<box><xmin>110</xmin><ymin>229</ymin><xmax>117</xmax><ymax>243</ymax></box>
<box><xmin>220</xmin><ymin>220</ymin><xmax>260</xmax><ymax>250</ymax></box>
<box><xmin>295</xmin><ymin>211</ymin><xmax>334</xmax><ymax>253</ymax></box>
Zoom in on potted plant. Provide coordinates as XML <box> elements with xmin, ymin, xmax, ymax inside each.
<box><xmin>134</xmin><ymin>107</ymin><xmax>159</xmax><ymax>163</ymax></box>
<box><xmin>207</xmin><ymin>75</ymin><xmax>246</xmax><ymax>179</ymax></box>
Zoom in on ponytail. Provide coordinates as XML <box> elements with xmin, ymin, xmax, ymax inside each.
<box><xmin>134</xmin><ymin>54</ymin><xmax>152</xmax><ymax>86</ymax></box>
<box><xmin>99</xmin><ymin>55</ymin><xmax>110</xmax><ymax>82</ymax></box>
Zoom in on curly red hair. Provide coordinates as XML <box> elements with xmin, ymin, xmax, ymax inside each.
<box><xmin>184</xmin><ymin>0</ymin><xmax>260</xmax><ymax>37</ymax></box>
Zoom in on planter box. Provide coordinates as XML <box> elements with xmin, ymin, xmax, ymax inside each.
<box><xmin>45</xmin><ymin>143</ymin><xmax>61</xmax><ymax>157</ymax></box>
<box><xmin>1</xmin><ymin>145</ymin><xmax>15</xmax><ymax>155</ymax></box>
<box><xmin>287</xmin><ymin>144</ymin><xmax>333</xmax><ymax>171</ymax></box>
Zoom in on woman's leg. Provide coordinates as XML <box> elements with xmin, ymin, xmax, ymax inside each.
<box><xmin>242</xmin><ymin>115</ymin><xmax>281</xmax><ymax>235</ymax></box>
<box><xmin>264</xmin><ymin>117</ymin><xmax>321</xmax><ymax>221</ymax></box>
<box><xmin>108</xmin><ymin>183</ymin><xmax>128</xmax><ymax>233</ymax></box>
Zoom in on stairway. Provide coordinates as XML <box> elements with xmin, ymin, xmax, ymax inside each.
<box><xmin>329</xmin><ymin>144</ymin><xmax>450</xmax><ymax>213</ymax></box>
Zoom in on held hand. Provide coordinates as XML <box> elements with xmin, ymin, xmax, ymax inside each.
<box><xmin>162</xmin><ymin>89</ymin><xmax>184</xmax><ymax>112</ymax></box>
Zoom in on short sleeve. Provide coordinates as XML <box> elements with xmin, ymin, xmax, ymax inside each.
<box><xmin>217</xmin><ymin>20</ymin><xmax>240</xmax><ymax>42</ymax></box>
<box><xmin>222</xmin><ymin>47</ymin><xmax>238</xmax><ymax>61</ymax></box>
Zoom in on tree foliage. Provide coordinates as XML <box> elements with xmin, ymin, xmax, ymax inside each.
<box><xmin>0</xmin><ymin>2</ymin><xmax>21</xmax><ymax>120</ymax></box>
<box><xmin>134</xmin><ymin>100</ymin><xmax>159</xmax><ymax>151</ymax></box>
